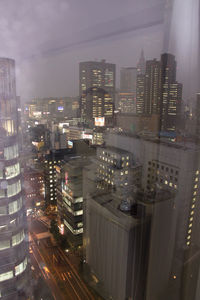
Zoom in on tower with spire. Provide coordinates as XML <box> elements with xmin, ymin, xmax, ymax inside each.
<box><xmin>137</xmin><ymin>49</ymin><xmax>146</xmax><ymax>75</ymax></box>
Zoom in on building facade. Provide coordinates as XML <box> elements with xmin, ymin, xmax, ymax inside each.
<box><xmin>119</xmin><ymin>67</ymin><xmax>137</xmax><ymax>113</ymax></box>
<box><xmin>79</xmin><ymin>60</ymin><xmax>115</xmax><ymax>127</ymax></box>
<box><xmin>0</xmin><ymin>58</ymin><xmax>29</xmax><ymax>299</ymax></box>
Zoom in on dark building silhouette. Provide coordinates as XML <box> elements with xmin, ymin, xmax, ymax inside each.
<box><xmin>119</xmin><ymin>67</ymin><xmax>137</xmax><ymax>113</ymax></box>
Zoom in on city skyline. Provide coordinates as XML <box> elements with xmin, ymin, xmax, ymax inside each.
<box><xmin>0</xmin><ymin>0</ymin><xmax>194</xmax><ymax>101</ymax></box>
<box><xmin>0</xmin><ymin>1</ymin><xmax>199</xmax><ymax>299</ymax></box>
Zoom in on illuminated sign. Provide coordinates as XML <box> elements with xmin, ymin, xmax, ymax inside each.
<box><xmin>68</xmin><ymin>140</ymin><xmax>73</xmax><ymax>148</ymax></box>
<box><xmin>95</xmin><ymin>117</ymin><xmax>105</xmax><ymax>127</ymax></box>
<box><xmin>58</xmin><ymin>106</ymin><xmax>64</xmax><ymax>111</ymax></box>
<box><xmin>82</xmin><ymin>133</ymin><xmax>93</xmax><ymax>140</ymax></box>
<box><xmin>33</xmin><ymin>111</ymin><xmax>42</xmax><ymax>117</ymax></box>
<box><xmin>65</xmin><ymin>172</ymin><xmax>68</xmax><ymax>185</ymax></box>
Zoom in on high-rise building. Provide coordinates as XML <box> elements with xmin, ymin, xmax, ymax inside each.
<box><xmin>120</xmin><ymin>67</ymin><xmax>137</xmax><ymax>93</ymax></box>
<box><xmin>160</xmin><ymin>53</ymin><xmax>181</xmax><ymax>132</ymax></box>
<box><xmin>137</xmin><ymin>49</ymin><xmax>146</xmax><ymax>75</ymax></box>
<box><xmin>144</xmin><ymin>59</ymin><xmax>161</xmax><ymax>114</ymax></box>
<box><xmin>119</xmin><ymin>67</ymin><xmax>137</xmax><ymax>113</ymax></box>
<box><xmin>56</xmin><ymin>140</ymin><xmax>95</xmax><ymax>246</ymax></box>
<box><xmin>79</xmin><ymin>60</ymin><xmax>115</xmax><ymax>127</ymax></box>
<box><xmin>83</xmin><ymin>143</ymin><xmax>176</xmax><ymax>300</ymax></box>
<box><xmin>136</xmin><ymin>73</ymin><xmax>145</xmax><ymax>114</ymax></box>
<box><xmin>136</xmin><ymin>53</ymin><xmax>182</xmax><ymax>133</ymax></box>
<box><xmin>0</xmin><ymin>58</ymin><xmax>29</xmax><ymax>299</ymax></box>
<box><xmin>105</xmin><ymin>131</ymin><xmax>200</xmax><ymax>300</ymax></box>
<box><xmin>23</xmin><ymin>167</ymin><xmax>44</xmax><ymax>210</ymax></box>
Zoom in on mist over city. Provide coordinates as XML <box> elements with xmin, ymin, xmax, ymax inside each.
<box><xmin>0</xmin><ymin>1</ymin><xmax>199</xmax><ymax>300</ymax></box>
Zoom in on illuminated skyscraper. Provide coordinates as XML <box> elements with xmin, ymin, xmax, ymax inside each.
<box><xmin>136</xmin><ymin>53</ymin><xmax>182</xmax><ymax>132</ymax></box>
<box><xmin>144</xmin><ymin>59</ymin><xmax>161</xmax><ymax>114</ymax></box>
<box><xmin>136</xmin><ymin>73</ymin><xmax>145</xmax><ymax>114</ymax></box>
<box><xmin>160</xmin><ymin>53</ymin><xmax>182</xmax><ymax>132</ymax></box>
<box><xmin>0</xmin><ymin>58</ymin><xmax>29</xmax><ymax>299</ymax></box>
<box><xmin>79</xmin><ymin>60</ymin><xmax>115</xmax><ymax>127</ymax></box>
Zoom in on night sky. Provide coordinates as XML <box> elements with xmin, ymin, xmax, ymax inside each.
<box><xmin>0</xmin><ymin>0</ymin><xmax>198</xmax><ymax>100</ymax></box>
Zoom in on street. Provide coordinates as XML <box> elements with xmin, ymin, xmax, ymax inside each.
<box><xmin>28</xmin><ymin>217</ymin><xmax>95</xmax><ymax>300</ymax></box>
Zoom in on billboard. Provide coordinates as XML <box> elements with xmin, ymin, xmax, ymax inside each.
<box><xmin>95</xmin><ymin>117</ymin><xmax>105</xmax><ymax>127</ymax></box>
<box><xmin>57</xmin><ymin>106</ymin><xmax>64</xmax><ymax>111</ymax></box>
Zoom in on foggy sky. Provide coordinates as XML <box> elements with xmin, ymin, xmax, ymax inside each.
<box><xmin>0</xmin><ymin>0</ymin><xmax>198</xmax><ymax>101</ymax></box>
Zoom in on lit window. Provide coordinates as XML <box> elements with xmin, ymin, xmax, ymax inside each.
<box><xmin>9</xmin><ymin>197</ymin><xmax>22</xmax><ymax>214</ymax></box>
<box><xmin>7</xmin><ymin>180</ymin><xmax>21</xmax><ymax>197</ymax></box>
<box><xmin>5</xmin><ymin>163</ymin><xmax>20</xmax><ymax>179</ymax></box>
<box><xmin>12</xmin><ymin>230</ymin><xmax>24</xmax><ymax>246</ymax></box>
<box><xmin>0</xmin><ymin>271</ymin><xmax>13</xmax><ymax>282</ymax></box>
<box><xmin>15</xmin><ymin>257</ymin><xmax>27</xmax><ymax>276</ymax></box>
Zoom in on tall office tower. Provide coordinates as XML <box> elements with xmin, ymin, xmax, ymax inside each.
<box><xmin>160</xmin><ymin>53</ymin><xmax>181</xmax><ymax>132</ymax></box>
<box><xmin>0</xmin><ymin>58</ymin><xmax>29</xmax><ymax>299</ymax></box>
<box><xmin>136</xmin><ymin>73</ymin><xmax>145</xmax><ymax>114</ymax></box>
<box><xmin>144</xmin><ymin>59</ymin><xmax>161</xmax><ymax>114</ymax></box>
<box><xmin>136</xmin><ymin>53</ymin><xmax>182</xmax><ymax>132</ymax></box>
<box><xmin>119</xmin><ymin>67</ymin><xmax>137</xmax><ymax>113</ymax></box>
<box><xmin>105</xmin><ymin>132</ymin><xmax>200</xmax><ymax>300</ymax></box>
<box><xmin>56</xmin><ymin>140</ymin><xmax>95</xmax><ymax>246</ymax></box>
<box><xmin>83</xmin><ymin>143</ymin><xmax>176</xmax><ymax>300</ymax></box>
<box><xmin>137</xmin><ymin>49</ymin><xmax>146</xmax><ymax>75</ymax></box>
<box><xmin>79</xmin><ymin>60</ymin><xmax>115</xmax><ymax>127</ymax></box>
<box><xmin>57</xmin><ymin>158</ymin><xmax>87</xmax><ymax>246</ymax></box>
